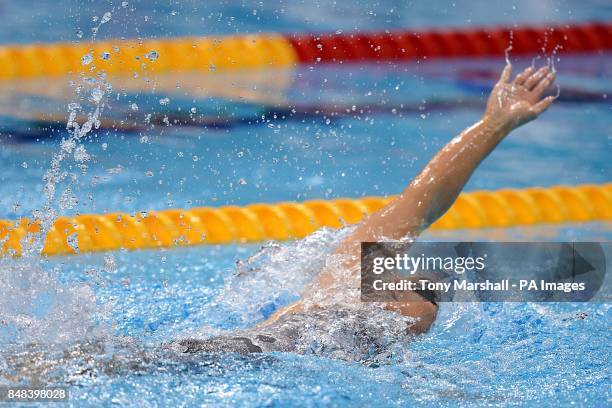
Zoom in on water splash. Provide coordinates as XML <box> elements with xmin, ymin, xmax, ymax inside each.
<box><xmin>0</xmin><ymin>259</ymin><xmax>99</xmax><ymax>344</ymax></box>
<box><xmin>0</xmin><ymin>11</ymin><xmax>116</xmax><ymax>348</ymax></box>
<box><xmin>203</xmin><ymin>227</ymin><xmax>352</xmax><ymax>329</ymax></box>
<box><xmin>29</xmin><ymin>70</ymin><xmax>112</xmax><ymax>254</ymax></box>
<box><xmin>183</xmin><ymin>226</ymin><xmax>413</xmax><ymax>362</ymax></box>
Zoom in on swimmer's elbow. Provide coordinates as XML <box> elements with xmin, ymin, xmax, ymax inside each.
<box><xmin>406</xmin><ymin>302</ymin><xmax>437</xmax><ymax>335</ymax></box>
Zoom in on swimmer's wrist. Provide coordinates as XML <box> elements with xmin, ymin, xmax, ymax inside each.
<box><xmin>480</xmin><ymin>116</ymin><xmax>513</xmax><ymax>139</ymax></box>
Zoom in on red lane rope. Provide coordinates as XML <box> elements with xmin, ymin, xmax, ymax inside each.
<box><xmin>286</xmin><ymin>21</ymin><xmax>612</xmax><ymax>64</ymax></box>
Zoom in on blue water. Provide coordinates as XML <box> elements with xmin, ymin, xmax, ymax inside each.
<box><xmin>1</xmin><ymin>0</ymin><xmax>611</xmax><ymax>44</ymax></box>
<box><xmin>0</xmin><ymin>1</ymin><xmax>611</xmax><ymax>407</ymax></box>
<box><xmin>1</xmin><ymin>57</ymin><xmax>610</xmax><ymax>218</ymax></box>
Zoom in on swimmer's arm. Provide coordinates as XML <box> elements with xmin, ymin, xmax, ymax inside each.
<box><xmin>263</xmin><ymin>64</ymin><xmax>556</xmax><ymax>327</ymax></box>
<box><xmin>344</xmin><ymin>64</ymin><xmax>556</xmax><ymax>243</ymax></box>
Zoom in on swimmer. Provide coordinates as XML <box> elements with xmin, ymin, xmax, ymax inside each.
<box><xmin>174</xmin><ymin>63</ymin><xmax>557</xmax><ymax>358</ymax></box>
<box><xmin>1</xmin><ymin>64</ymin><xmax>558</xmax><ymax>383</ymax></box>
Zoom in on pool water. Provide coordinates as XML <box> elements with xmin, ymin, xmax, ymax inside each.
<box><xmin>0</xmin><ymin>1</ymin><xmax>611</xmax><ymax>407</ymax></box>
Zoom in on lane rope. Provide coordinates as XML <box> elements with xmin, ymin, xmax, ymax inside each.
<box><xmin>1</xmin><ymin>183</ymin><xmax>610</xmax><ymax>256</ymax></box>
<box><xmin>288</xmin><ymin>21</ymin><xmax>611</xmax><ymax>63</ymax></box>
<box><xmin>0</xmin><ymin>33</ymin><xmax>297</xmax><ymax>79</ymax></box>
<box><xmin>0</xmin><ymin>22</ymin><xmax>609</xmax><ymax>79</ymax></box>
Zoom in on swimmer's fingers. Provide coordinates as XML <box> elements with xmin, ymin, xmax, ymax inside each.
<box><xmin>498</xmin><ymin>64</ymin><xmax>512</xmax><ymax>84</ymax></box>
<box><xmin>531</xmin><ymin>72</ymin><xmax>556</xmax><ymax>98</ymax></box>
<box><xmin>531</xmin><ymin>95</ymin><xmax>556</xmax><ymax>116</ymax></box>
<box><xmin>513</xmin><ymin>66</ymin><xmax>534</xmax><ymax>86</ymax></box>
<box><xmin>524</xmin><ymin>66</ymin><xmax>550</xmax><ymax>90</ymax></box>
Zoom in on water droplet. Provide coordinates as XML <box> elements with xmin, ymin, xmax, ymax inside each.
<box><xmin>100</xmin><ymin>51</ymin><xmax>111</xmax><ymax>60</ymax></box>
<box><xmin>238</xmin><ymin>178</ymin><xmax>247</xmax><ymax>185</ymax></box>
<box><xmin>146</xmin><ymin>50</ymin><xmax>159</xmax><ymax>61</ymax></box>
<box><xmin>91</xmin><ymin>87</ymin><xmax>104</xmax><ymax>103</ymax></box>
<box><xmin>159</xmin><ymin>97</ymin><xmax>170</xmax><ymax>106</ymax></box>
<box><xmin>60</xmin><ymin>188</ymin><xmax>78</xmax><ymax>210</ymax></box>
<box><xmin>60</xmin><ymin>138</ymin><xmax>76</xmax><ymax>153</ymax></box>
<box><xmin>130</xmin><ymin>103</ymin><xmax>139</xmax><ymax>111</ymax></box>
<box><xmin>192</xmin><ymin>155</ymin><xmax>199</xmax><ymax>162</ymax></box>
<box><xmin>145</xmin><ymin>170</ymin><xmax>154</xmax><ymax>177</ymax></box>
<box><xmin>101</xmin><ymin>142</ymin><xmax>108</xmax><ymax>151</ymax></box>
<box><xmin>139</xmin><ymin>135</ymin><xmax>149</xmax><ymax>143</ymax></box>
<box><xmin>81</xmin><ymin>53</ymin><xmax>94</xmax><ymax>66</ymax></box>
<box><xmin>121</xmin><ymin>1</ymin><xmax>129</xmax><ymax>8</ymax></box>
<box><xmin>101</xmin><ymin>12</ymin><xmax>112</xmax><ymax>24</ymax></box>
<box><xmin>190</xmin><ymin>107</ymin><xmax>197</xmax><ymax>114</ymax></box>
<box><xmin>104</xmin><ymin>255</ymin><xmax>117</xmax><ymax>272</ymax></box>
<box><xmin>67</xmin><ymin>233</ymin><xmax>79</xmax><ymax>253</ymax></box>
<box><xmin>75</xmin><ymin>29</ymin><xmax>84</xmax><ymax>39</ymax></box>
<box><xmin>107</xmin><ymin>165</ymin><xmax>123</xmax><ymax>174</ymax></box>
<box><xmin>21</xmin><ymin>162</ymin><xmax>28</xmax><ymax>169</ymax></box>
<box><xmin>74</xmin><ymin>145</ymin><xmax>90</xmax><ymax>162</ymax></box>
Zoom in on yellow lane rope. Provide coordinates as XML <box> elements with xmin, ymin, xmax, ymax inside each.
<box><xmin>0</xmin><ymin>34</ymin><xmax>298</xmax><ymax>80</ymax></box>
<box><xmin>0</xmin><ymin>183</ymin><xmax>610</xmax><ymax>257</ymax></box>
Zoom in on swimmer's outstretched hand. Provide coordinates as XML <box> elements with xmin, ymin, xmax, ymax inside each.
<box><xmin>484</xmin><ymin>64</ymin><xmax>557</xmax><ymax>131</ymax></box>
